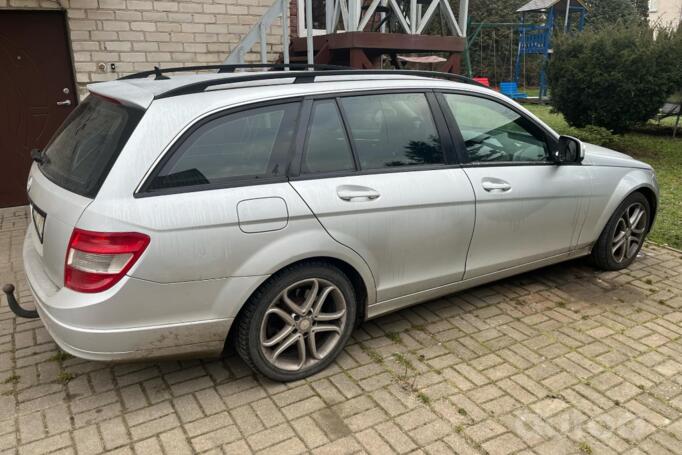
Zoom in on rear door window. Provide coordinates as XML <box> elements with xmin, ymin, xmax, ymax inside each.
<box><xmin>40</xmin><ymin>94</ymin><xmax>143</xmax><ymax>198</ymax></box>
<box><xmin>302</xmin><ymin>100</ymin><xmax>355</xmax><ymax>174</ymax></box>
<box><xmin>339</xmin><ymin>93</ymin><xmax>444</xmax><ymax>170</ymax></box>
<box><xmin>148</xmin><ymin>102</ymin><xmax>300</xmax><ymax>191</ymax></box>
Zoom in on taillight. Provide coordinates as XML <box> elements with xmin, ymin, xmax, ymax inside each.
<box><xmin>65</xmin><ymin>228</ymin><xmax>150</xmax><ymax>293</ymax></box>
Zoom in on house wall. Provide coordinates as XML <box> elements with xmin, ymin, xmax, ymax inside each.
<box><xmin>649</xmin><ymin>0</ymin><xmax>682</xmax><ymax>30</ymax></box>
<box><xmin>0</xmin><ymin>0</ymin><xmax>286</xmax><ymax>98</ymax></box>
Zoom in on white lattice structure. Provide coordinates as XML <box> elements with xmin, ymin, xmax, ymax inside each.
<box><xmin>226</xmin><ymin>0</ymin><xmax>470</xmax><ymax>65</ymax></box>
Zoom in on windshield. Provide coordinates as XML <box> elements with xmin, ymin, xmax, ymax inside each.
<box><xmin>39</xmin><ymin>94</ymin><xmax>143</xmax><ymax>198</ymax></box>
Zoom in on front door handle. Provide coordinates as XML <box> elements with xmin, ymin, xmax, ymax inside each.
<box><xmin>481</xmin><ymin>179</ymin><xmax>512</xmax><ymax>192</ymax></box>
<box><xmin>337</xmin><ymin>185</ymin><xmax>380</xmax><ymax>202</ymax></box>
<box><xmin>56</xmin><ymin>99</ymin><xmax>72</xmax><ymax>106</ymax></box>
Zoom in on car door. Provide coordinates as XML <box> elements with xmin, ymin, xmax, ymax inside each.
<box><xmin>289</xmin><ymin>92</ymin><xmax>476</xmax><ymax>303</ymax></box>
<box><xmin>438</xmin><ymin>92</ymin><xmax>590</xmax><ymax>279</ymax></box>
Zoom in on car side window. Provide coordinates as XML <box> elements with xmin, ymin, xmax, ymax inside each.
<box><xmin>443</xmin><ymin>94</ymin><xmax>550</xmax><ymax>163</ymax></box>
<box><xmin>302</xmin><ymin>100</ymin><xmax>355</xmax><ymax>174</ymax></box>
<box><xmin>148</xmin><ymin>102</ymin><xmax>299</xmax><ymax>191</ymax></box>
<box><xmin>339</xmin><ymin>93</ymin><xmax>444</xmax><ymax>170</ymax></box>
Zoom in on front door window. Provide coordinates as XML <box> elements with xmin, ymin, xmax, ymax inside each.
<box><xmin>443</xmin><ymin>94</ymin><xmax>550</xmax><ymax>163</ymax></box>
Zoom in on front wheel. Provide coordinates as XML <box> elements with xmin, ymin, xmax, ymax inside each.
<box><xmin>235</xmin><ymin>262</ymin><xmax>356</xmax><ymax>382</ymax></box>
<box><xmin>591</xmin><ymin>192</ymin><xmax>650</xmax><ymax>271</ymax></box>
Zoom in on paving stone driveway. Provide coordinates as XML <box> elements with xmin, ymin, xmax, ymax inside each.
<box><xmin>2</xmin><ymin>206</ymin><xmax>682</xmax><ymax>455</ymax></box>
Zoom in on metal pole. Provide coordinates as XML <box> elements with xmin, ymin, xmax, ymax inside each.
<box><xmin>355</xmin><ymin>0</ymin><xmax>362</xmax><ymax>31</ymax></box>
<box><xmin>282</xmin><ymin>0</ymin><xmax>290</xmax><ymax>66</ymax></box>
<box><xmin>417</xmin><ymin>2</ymin><xmax>422</xmax><ymax>32</ymax></box>
<box><xmin>348</xmin><ymin>0</ymin><xmax>360</xmax><ymax>31</ymax></box>
<box><xmin>459</xmin><ymin>0</ymin><xmax>469</xmax><ymax>36</ymax></box>
<box><xmin>380</xmin><ymin>0</ymin><xmax>387</xmax><ymax>32</ymax></box>
<box><xmin>305</xmin><ymin>0</ymin><xmax>314</xmax><ymax>67</ymax></box>
<box><xmin>564</xmin><ymin>0</ymin><xmax>570</xmax><ymax>32</ymax></box>
<box><xmin>326</xmin><ymin>0</ymin><xmax>334</xmax><ymax>33</ymax></box>
<box><xmin>410</xmin><ymin>0</ymin><xmax>417</xmax><ymax>34</ymax></box>
<box><xmin>259</xmin><ymin>24</ymin><xmax>267</xmax><ymax>63</ymax></box>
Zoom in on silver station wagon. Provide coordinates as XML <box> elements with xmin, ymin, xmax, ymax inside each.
<box><xmin>10</xmin><ymin>66</ymin><xmax>658</xmax><ymax>381</ymax></box>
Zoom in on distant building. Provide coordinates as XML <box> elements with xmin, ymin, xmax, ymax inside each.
<box><xmin>649</xmin><ymin>0</ymin><xmax>682</xmax><ymax>30</ymax></box>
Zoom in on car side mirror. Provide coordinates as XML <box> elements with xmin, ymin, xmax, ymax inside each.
<box><xmin>553</xmin><ymin>136</ymin><xmax>584</xmax><ymax>164</ymax></box>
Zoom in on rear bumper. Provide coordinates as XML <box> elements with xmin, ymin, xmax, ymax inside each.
<box><xmin>34</xmin><ymin>304</ymin><xmax>231</xmax><ymax>361</ymax></box>
<box><xmin>22</xmin><ymin>227</ymin><xmax>236</xmax><ymax>361</ymax></box>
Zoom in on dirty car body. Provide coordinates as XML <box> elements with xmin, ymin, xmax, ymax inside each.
<box><xmin>19</xmin><ymin>69</ymin><xmax>658</xmax><ymax>378</ymax></box>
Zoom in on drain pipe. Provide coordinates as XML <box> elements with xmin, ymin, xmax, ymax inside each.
<box><xmin>2</xmin><ymin>284</ymin><xmax>39</xmax><ymax>319</ymax></box>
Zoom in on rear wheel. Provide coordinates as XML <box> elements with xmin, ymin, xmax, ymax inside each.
<box><xmin>591</xmin><ymin>192</ymin><xmax>650</xmax><ymax>270</ymax></box>
<box><xmin>235</xmin><ymin>262</ymin><xmax>356</xmax><ymax>381</ymax></box>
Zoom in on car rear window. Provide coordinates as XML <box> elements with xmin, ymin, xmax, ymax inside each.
<box><xmin>39</xmin><ymin>94</ymin><xmax>143</xmax><ymax>198</ymax></box>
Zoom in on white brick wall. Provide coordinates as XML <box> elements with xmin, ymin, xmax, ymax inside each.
<box><xmin>0</xmin><ymin>0</ymin><xmax>285</xmax><ymax>99</ymax></box>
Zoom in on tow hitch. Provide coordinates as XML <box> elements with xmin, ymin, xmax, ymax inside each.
<box><xmin>3</xmin><ymin>284</ymin><xmax>39</xmax><ymax>319</ymax></box>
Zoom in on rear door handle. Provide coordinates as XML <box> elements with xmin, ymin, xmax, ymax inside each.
<box><xmin>337</xmin><ymin>185</ymin><xmax>380</xmax><ymax>202</ymax></box>
<box><xmin>56</xmin><ymin>100</ymin><xmax>72</xmax><ymax>106</ymax></box>
<box><xmin>481</xmin><ymin>179</ymin><xmax>512</xmax><ymax>192</ymax></box>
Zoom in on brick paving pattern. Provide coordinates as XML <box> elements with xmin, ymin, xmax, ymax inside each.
<box><xmin>2</xmin><ymin>206</ymin><xmax>682</xmax><ymax>454</ymax></box>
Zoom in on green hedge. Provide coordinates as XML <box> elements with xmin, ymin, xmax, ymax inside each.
<box><xmin>548</xmin><ymin>25</ymin><xmax>681</xmax><ymax>132</ymax></box>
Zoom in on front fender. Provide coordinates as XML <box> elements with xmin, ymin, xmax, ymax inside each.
<box><xmin>579</xmin><ymin>166</ymin><xmax>658</xmax><ymax>247</ymax></box>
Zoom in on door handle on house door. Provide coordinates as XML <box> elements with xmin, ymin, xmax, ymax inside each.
<box><xmin>56</xmin><ymin>100</ymin><xmax>72</xmax><ymax>106</ymax></box>
<box><xmin>481</xmin><ymin>179</ymin><xmax>512</xmax><ymax>192</ymax></box>
<box><xmin>337</xmin><ymin>185</ymin><xmax>381</xmax><ymax>202</ymax></box>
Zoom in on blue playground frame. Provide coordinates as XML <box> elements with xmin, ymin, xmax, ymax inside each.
<box><xmin>514</xmin><ymin>0</ymin><xmax>587</xmax><ymax>99</ymax></box>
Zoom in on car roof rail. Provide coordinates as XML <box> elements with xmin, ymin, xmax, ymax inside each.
<box><xmin>118</xmin><ymin>63</ymin><xmax>353</xmax><ymax>80</ymax></box>
<box><xmin>141</xmin><ymin>68</ymin><xmax>486</xmax><ymax>100</ymax></box>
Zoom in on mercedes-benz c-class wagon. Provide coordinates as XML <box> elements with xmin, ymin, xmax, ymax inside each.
<box><xmin>17</xmin><ymin>67</ymin><xmax>658</xmax><ymax>381</ymax></box>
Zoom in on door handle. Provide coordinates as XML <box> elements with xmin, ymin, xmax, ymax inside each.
<box><xmin>337</xmin><ymin>185</ymin><xmax>380</xmax><ymax>202</ymax></box>
<box><xmin>56</xmin><ymin>100</ymin><xmax>72</xmax><ymax>106</ymax></box>
<box><xmin>481</xmin><ymin>179</ymin><xmax>512</xmax><ymax>192</ymax></box>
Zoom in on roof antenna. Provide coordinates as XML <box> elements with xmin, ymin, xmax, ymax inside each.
<box><xmin>153</xmin><ymin>66</ymin><xmax>170</xmax><ymax>80</ymax></box>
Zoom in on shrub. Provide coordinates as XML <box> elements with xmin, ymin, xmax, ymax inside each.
<box><xmin>584</xmin><ymin>0</ymin><xmax>639</xmax><ymax>29</ymax></box>
<box><xmin>573</xmin><ymin>125</ymin><xmax>616</xmax><ymax>147</ymax></box>
<box><xmin>548</xmin><ymin>24</ymin><xmax>680</xmax><ymax>132</ymax></box>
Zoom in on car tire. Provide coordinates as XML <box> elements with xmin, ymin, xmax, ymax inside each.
<box><xmin>591</xmin><ymin>192</ymin><xmax>650</xmax><ymax>271</ymax></box>
<box><xmin>235</xmin><ymin>261</ymin><xmax>357</xmax><ymax>382</ymax></box>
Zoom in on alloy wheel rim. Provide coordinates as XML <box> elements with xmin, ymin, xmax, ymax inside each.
<box><xmin>259</xmin><ymin>278</ymin><xmax>347</xmax><ymax>372</ymax></box>
<box><xmin>611</xmin><ymin>202</ymin><xmax>647</xmax><ymax>263</ymax></box>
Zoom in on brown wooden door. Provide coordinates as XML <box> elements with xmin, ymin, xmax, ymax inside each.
<box><xmin>0</xmin><ymin>11</ymin><xmax>77</xmax><ymax>207</ymax></box>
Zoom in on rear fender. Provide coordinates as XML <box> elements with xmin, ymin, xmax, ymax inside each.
<box><xmin>229</xmin><ymin>226</ymin><xmax>377</xmax><ymax>308</ymax></box>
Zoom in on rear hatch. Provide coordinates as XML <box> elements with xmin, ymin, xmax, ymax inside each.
<box><xmin>27</xmin><ymin>94</ymin><xmax>144</xmax><ymax>287</ymax></box>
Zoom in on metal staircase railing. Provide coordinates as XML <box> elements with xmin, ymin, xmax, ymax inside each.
<box><xmin>224</xmin><ymin>0</ymin><xmax>292</xmax><ymax>65</ymax></box>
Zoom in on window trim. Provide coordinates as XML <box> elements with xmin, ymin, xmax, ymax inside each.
<box><xmin>135</xmin><ymin>97</ymin><xmax>303</xmax><ymax>198</ymax></box>
<box><xmin>290</xmin><ymin>89</ymin><xmax>457</xmax><ymax>181</ymax></box>
<box><xmin>335</xmin><ymin>96</ymin><xmax>362</xmax><ymax>171</ymax></box>
<box><xmin>435</xmin><ymin>90</ymin><xmax>561</xmax><ymax>167</ymax></box>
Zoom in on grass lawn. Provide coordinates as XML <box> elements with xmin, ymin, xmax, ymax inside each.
<box><xmin>525</xmin><ymin>105</ymin><xmax>682</xmax><ymax>249</ymax></box>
